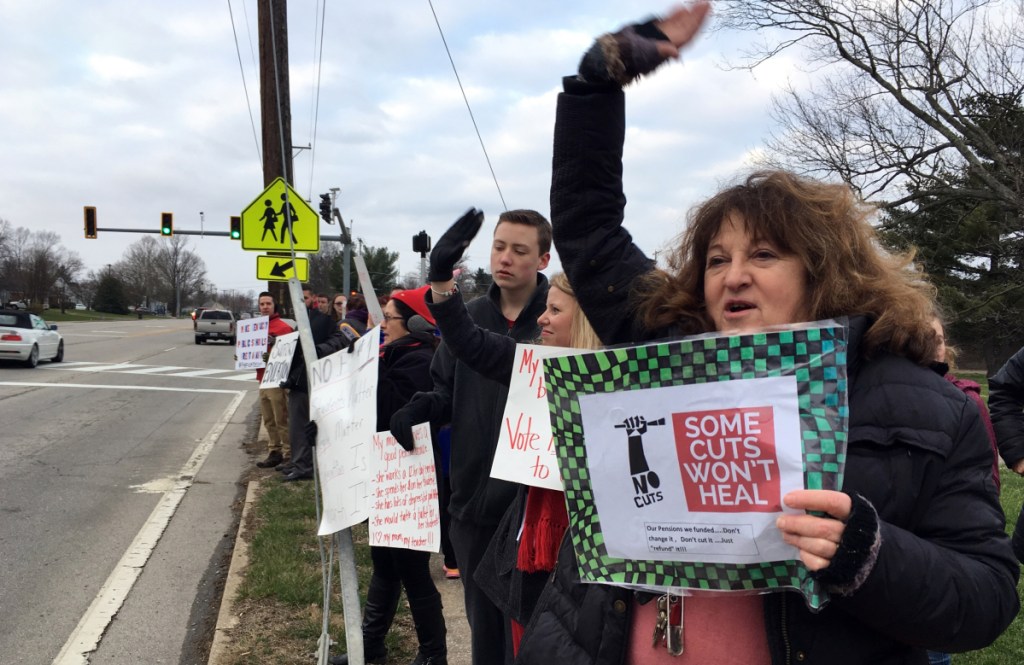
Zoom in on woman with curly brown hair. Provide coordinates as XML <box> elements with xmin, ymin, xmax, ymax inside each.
<box><xmin>524</xmin><ymin>3</ymin><xmax>1020</xmax><ymax>664</ymax></box>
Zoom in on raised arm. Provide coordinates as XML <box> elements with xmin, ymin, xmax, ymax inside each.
<box><xmin>551</xmin><ymin>3</ymin><xmax>710</xmax><ymax>346</ymax></box>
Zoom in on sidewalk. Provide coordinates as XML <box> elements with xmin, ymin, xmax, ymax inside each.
<box><xmin>208</xmin><ymin>426</ymin><xmax>471</xmax><ymax>664</ymax></box>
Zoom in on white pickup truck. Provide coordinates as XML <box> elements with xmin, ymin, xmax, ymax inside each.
<box><xmin>194</xmin><ymin>309</ymin><xmax>236</xmax><ymax>345</ymax></box>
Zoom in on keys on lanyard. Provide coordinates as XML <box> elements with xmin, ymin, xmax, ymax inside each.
<box><xmin>651</xmin><ymin>592</ymin><xmax>684</xmax><ymax>656</ymax></box>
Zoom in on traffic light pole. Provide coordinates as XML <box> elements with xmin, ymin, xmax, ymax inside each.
<box><xmin>89</xmin><ymin>228</ymin><xmax>349</xmax><ymax>242</ymax></box>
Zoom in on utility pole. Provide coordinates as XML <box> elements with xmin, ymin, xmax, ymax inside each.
<box><xmin>259</xmin><ymin>0</ymin><xmax>295</xmax><ymax>313</ymax></box>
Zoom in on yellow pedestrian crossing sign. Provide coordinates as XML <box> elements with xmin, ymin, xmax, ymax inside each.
<box><xmin>240</xmin><ymin>178</ymin><xmax>320</xmax><ymax>252</ymax></box>
<box><xmin>257</xmin><ymin>255</ymin><xmax>309</xmax><ymax>282</ymax></box>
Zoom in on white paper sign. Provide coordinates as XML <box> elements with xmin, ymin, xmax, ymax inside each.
<box><xmin>491</xmin><ymin>344</ymin><xmax>575</xmax><ymax>490</ymax></box>
<box><xmin>580</xmin><ymin>376</ymin><xmax>804</xmax><ymax>565</ymax></box>
<box><xmin>368</xmin><ymin>424</ymin><xmax>441</xmax><ymax>552</ymax></box>
<box><xmin>235</xmin><ymin>315</ymin><xmax>269</xmax><ymax>370</ymax></box>
<box><xmin>259</xmin><ymin>331</ymin><xmax>299</xmax><ymax>389</ymax></box>
<box><xmin>310</xmin><ymin>325</ymin><xmax>381</xmax><ymax>535</ymax></box>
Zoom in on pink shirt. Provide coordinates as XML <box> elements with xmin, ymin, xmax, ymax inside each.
<box><xmin>627</xmin><ymin>593</ymin><xmax>770</xmax><ymax>665</ymax></box>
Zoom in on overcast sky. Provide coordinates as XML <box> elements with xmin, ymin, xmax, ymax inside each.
<box><xmin>1</xmin><ymin>1</ymin><xmax>804</xmax><ymax>297</ymax></box>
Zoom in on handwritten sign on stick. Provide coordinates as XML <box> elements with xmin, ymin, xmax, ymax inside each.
<box><xmin>491</xmin><ymin>344</ymin><xmax>575</xmax><ymax>490</ymax></box>
<box><xmin>310</xmin><ymin>325</ymin><xmax>381</xmax><ymax>535</ymax></box>
<box><xmin>368</xmin><ymin>424</ymin><xmax>440</xmax><ymax>552</ymax></box>
<box><xmin>259</xmin><ymin>331</ymin><xmax>298</xmax><ymax>389</ymax></box>
<box><xmin>235</xmin><ymin>315</ymin><xmax>269</xmax><ymax>370</ymax></box>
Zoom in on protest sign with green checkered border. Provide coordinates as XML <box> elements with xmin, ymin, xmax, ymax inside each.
<box><xmin>545</xmin><ymin>322</ymin><xmax>848</xmax><ymax>609</ymax></box>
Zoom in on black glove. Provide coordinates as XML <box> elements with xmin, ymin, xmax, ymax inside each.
<box><xmin>579</xmin><ymin>20</ymin><xmax>670</xmax><ymax>86</ymax></box>
<box><xmin>428</xmin><ymin>208</ymin><xmax>484</xmax><ymax>282</ymax></box>
<box><xmin>305</xmin><ymin>420</ymin><xmax>318</xmax><ymax>445</ymax></box>
<box><xmin>390</xmin><ymin>396</ymin><xmax>433</xmax><ymax>452</ymax></box>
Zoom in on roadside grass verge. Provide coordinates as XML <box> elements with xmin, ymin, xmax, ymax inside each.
<box><xmin>38</xmin><ymin>310</ymin><xmax>166</xmax><ymax>323</ymax></box>
<box><xmin>222</xmin><ymin>478</ymin><xmax>416</xmax><ymax>665</ymax></box>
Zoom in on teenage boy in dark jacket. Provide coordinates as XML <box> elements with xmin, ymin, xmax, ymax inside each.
<box><xmin>391</xmin><ymin>210</ymin><xmax>551</xmax><ymax>665</ymax></box>
<box><xmin>989</xmin><ymin>345</ymin><xmax>1024</xmax><ymax>561</ymax></box>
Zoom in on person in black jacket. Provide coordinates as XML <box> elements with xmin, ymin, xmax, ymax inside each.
<box><xmin>278</xmin><ymin>284</ymin><xmax>335</xmax><ymax>481</ymax></box>
<box><xmin>521</xmin><ymin>4</ymin><xmax>1020</xmax><ymax>663</ymax></box>
<box><xmin>989</xmin><ymin>345</ymin><xmax>1024</xmax><ymax>562</ymax></box>
<box><xmin>390</xmin><ymin>210</ymin><xmax>551</xmax><ymax>665</ymax></box>
<box><xmin>330</xmin><ymin>286</ymin><xmax>447</xmax><ymax>665</ymax></box>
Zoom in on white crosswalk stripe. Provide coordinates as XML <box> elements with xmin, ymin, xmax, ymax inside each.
<box><xmin>40</xmin><ymin>361</ymin><xmax>254</xmax><ymax>382</ymax></box>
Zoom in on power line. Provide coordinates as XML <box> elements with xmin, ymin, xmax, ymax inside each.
<box><xmin>307</xmin><ymin>0</ymin><xmax>328</xmax><ymax>199</ymax></box>
<box><xmin>227</xmin><ymin>0</ymin><xmax>262</xmax><ymax>163</ymax></box>
<box><xmin>426</xmin><ymin>0</ymin><xmax>508</xmax><ymax>211</ymax></box>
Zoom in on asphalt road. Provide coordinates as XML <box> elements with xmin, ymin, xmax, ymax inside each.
<box><xmin>0</xmin><ymin>317</ymin><xmax>258</xmax><ymax>665</ymax></box>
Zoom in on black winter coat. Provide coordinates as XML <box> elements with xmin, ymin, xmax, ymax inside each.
<box><xmin>988</xmin><ymin>345</ymin><xmax>1024</xmax><ymax>561</ymax></box>
<box><xmin>523</xmin><ymin>75</ymin><xmax>1021</xmax><ymax>665</ymax></box>
<box><xmin>416</xmin><ymin>277</ymin><xmax>549</xmax><ymax>525</ymax></box>
<box><xmin>286</xmin><ymin>306</ymin><xmax>335</xmax><ymax>393</ymax></box>
<box><xmin>377</xmin><ymin>332</ymin><xmax>436</xmax><ymax>432</ymax></box>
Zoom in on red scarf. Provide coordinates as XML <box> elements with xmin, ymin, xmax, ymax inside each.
<box><xmin>516</xmin><ymin>487</ymin><xmax>569</xmax><ymax>573</ymax></box>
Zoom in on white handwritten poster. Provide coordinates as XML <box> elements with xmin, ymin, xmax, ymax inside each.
<box><xmin>491</xmin><ymin>344</ymin><xmax>575</xmax><ymax>490</ymax></box>
<box><xmin>259</xmin><ymin>331</ymin><xmax>299</xmax><ymax>389</ymax></box>
<box><xmin>234</xmin><ymin>315</ymin><xmax>269</xmax><ymax>370</ymax></box>
<box><xmin>368</xmin><ymin>424</ymin><xmax>440</xmax><ymax>552</ymax></box>
<box><xmin>310</xmin><ymin>325</ymin><xmax>381</xmax><ymax>535</ymax></box>
<box><xmin>580</xmin><ymin>376</ymin><xmax>804</xmax><ymax>564</ymax></box>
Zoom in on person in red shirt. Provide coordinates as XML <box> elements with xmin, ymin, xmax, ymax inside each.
<box><xmin>255</xmin><ymin>291</ymin><xmax>295</xmax><ymax>468</ymax></box>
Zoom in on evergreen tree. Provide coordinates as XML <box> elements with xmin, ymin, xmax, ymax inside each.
<box><xmin>93</xmin><ymin>272</ymin><xmax>129</xmax><ymax>315</ymax></box>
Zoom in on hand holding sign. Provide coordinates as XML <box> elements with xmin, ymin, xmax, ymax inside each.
<box><xmin>776</xmin><ymin>489</ymin><xmax>851</xmax><ymax>571</ymax></box>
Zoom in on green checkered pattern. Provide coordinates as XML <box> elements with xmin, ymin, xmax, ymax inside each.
<box><xmin>545</xmin><ymin>324</ymin><xmax>849</xmax><ymax>610</ymax></box>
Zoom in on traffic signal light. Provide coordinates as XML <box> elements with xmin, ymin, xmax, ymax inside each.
<box><xmin>160</xmin><ymin>212</ymin><xmax>173</xmax><ymax>236</ymax></box>
<box><xmin>319</xmin><ymin>193</ymin><xmax>332</xmax><ymax>223</ymax></box>
<box><xmin>413</xmin><ymin>230</ymin><xmax>431</xmax><ymax>254</ymax></box>
<box><xmin>230</xmin><ymin>216</ymin><xmax>241</xmax><ymax>240</ymax></box>
<box><xmin>84</xmin><ymin>206</ymin><xmax>97</xmax><ymax>239</ymax></box>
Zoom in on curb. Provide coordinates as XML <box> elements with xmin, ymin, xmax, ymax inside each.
<box><xmin>207</xmin><ymin>479</ymin><xmax>259</xmax><ymax>665</ymax></box>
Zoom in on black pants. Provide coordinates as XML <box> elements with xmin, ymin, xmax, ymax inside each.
<box><xmin>439</xmin><ymin>474</ymin><xmax>457</xmax><ymax>569</ymax></box>
<box><xmin>370</xmin><ymin>545</ymin><xmax>437</xmax><ymax>600</ymax></box>
<box><xmin>287</xmin><ymin>390</ymin><xmax>313</xmax><ymax>475</ymax></box>
<box><xmin>450</xmin><ymin>517</ymin><xmax>511</xmax><ymax>665</ymax></box>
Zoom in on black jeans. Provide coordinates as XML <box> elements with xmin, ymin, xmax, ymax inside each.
<box><xmin>450</xmin><ymin>517</ymin><xmax>511</xmax><ymax>665</ymax></box>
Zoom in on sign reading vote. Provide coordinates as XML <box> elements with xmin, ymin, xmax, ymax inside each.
<box><xmin>492</xmin><ymin>343</ymin><xmax>575</xmax><ymax>491</ymax></box>
<box><xmin>256</xmin><ymin>255</ymin><xmax>309</xmax><ymax>282</ymax></box>
<box><xmin>240</xmin><ymin>177</ymin><xmax>321</xmax><ymax>253</ymax></box>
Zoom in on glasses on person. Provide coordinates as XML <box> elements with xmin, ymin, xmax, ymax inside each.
<box><xmin>382</xmin><ymin>314</ymin><xmax>405</xmax><ymax>323</ymax></box>
<box><xmin>333</xmin><ymin>301</ymin><xmax>345</xmax><ymax>307</ymax></box>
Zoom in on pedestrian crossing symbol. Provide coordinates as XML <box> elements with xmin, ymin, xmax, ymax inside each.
<box><xmin>240</xmin><ymin>178</ymin><xmax>321</xmax><ymax>253</ymax></box>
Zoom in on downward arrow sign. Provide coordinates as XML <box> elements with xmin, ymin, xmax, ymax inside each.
<box><xmin>270</xmin><ymin>260</ymin><xmax>294</xmax><ymax>278</ymax></box>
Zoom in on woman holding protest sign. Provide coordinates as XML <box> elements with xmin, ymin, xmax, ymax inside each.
<box><xmin>520</xmin><ymin>3</ymin><xmax>1020</xmax><ymax>664</ymax></box>
<box><xmin>325</xmin><ymin>285</ymin><xmax>447</xmax><ymax>665</ymax></box>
